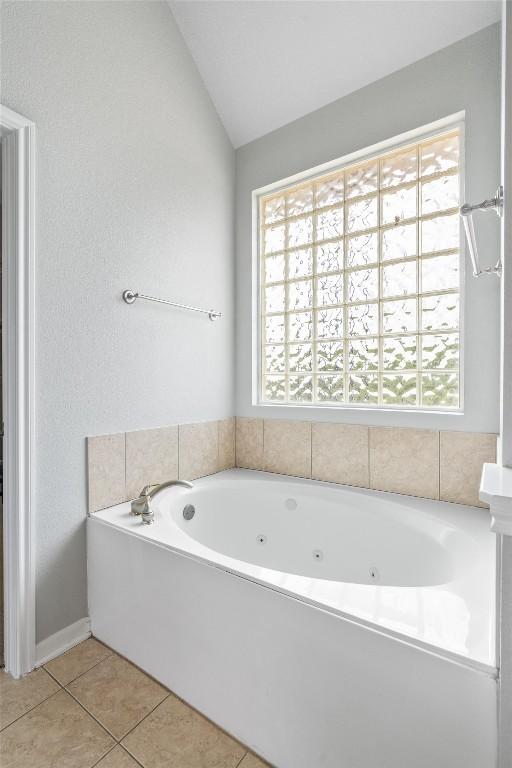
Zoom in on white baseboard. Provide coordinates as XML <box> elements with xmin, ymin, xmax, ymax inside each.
<box><xmin>35</xmin><ymin>617</ymin><xmax>91</xmax><ymax>667</ymax></box>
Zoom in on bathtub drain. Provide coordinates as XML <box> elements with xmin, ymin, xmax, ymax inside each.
<box><xmin>369</xmin><ymin>566</ymin><xmax>380</xmax><ymax>582</ymax></box>
<box><xmin>312</xmin><ymin>549</ymin><xmax>323</xmax><ymax>561</ymax></box>
<box><xmin>256</xmin><ymin>534</ymin><xmax>267</xmax><ymax>545</ymax></box>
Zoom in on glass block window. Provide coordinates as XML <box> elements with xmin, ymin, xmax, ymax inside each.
<box><xmin>258</xmin><ymin>128</ymin><xmax>461</xmax><ymax>408</ymax></box>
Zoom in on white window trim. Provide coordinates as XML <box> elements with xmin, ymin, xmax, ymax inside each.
<box><xmin>251</xmin><ymin>112</ymin><xmax>466</xmax><ymax>416</ymax></box>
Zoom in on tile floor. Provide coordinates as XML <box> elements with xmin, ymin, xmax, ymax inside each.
<box><xmin>0</xmin><ymin>637</ymin><xmax>270</xmax><ymax>768</ymax></box>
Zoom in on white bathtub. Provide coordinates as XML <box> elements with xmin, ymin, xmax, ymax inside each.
<box><xmin>88</xmin><ymin>469</ymin><xmax>498</xmax><ymax>768</ymax></box>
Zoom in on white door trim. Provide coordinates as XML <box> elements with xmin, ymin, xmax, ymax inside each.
<box><xmin>496</xmin><ymin>0</ymin><xmax>512</xmax><ymax>764</ymax></box>
<box><xmin>1</xmin><ymin>104</ymin><xmax>36</xmax><ymax>678</ymax></box>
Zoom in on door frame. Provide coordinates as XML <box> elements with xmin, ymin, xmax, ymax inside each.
<box><xmin>1</xmin><ymin>104</ymin><xmax>36</xmax><ymax>678</ymax></box>
<box><xmin>498</xmin><ymin>1</ymin><xmax>512</xmax><ymax>763</ymax></box>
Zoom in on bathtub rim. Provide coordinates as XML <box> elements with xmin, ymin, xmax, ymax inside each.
<box><xmin>88</xmin><ymin>469</ymin><xmax>498</xmax><ymax>679</ymax></box>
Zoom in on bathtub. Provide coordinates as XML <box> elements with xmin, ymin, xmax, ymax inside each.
<box><xmin>88</xmin><ymin>469</ymin><xmax>498</xmax><ymax>768</ymax></box>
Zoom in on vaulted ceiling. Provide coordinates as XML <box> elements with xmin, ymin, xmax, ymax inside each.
<box><xmin>169</xmin><ymin>0</ymin><xmax>501</xmax><ymax>147</ymax></box>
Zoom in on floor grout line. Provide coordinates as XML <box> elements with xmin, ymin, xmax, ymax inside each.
<box><xmin>120</xmin><ymin>692</ymin><xmax>171</xmax><ymax>747</ymax></box>
<box><xmin>63</xmin><ymin>684</ymin><xmax>123</xmax><ymax>743</ymax></box>
<box><xmin>40</xmin><ymin>666</ymin><xmax>65</xmax><ymax>688</ymax></box>
<box><xmin>44</xmin><ymin>648</ymin><xmax>115</xmax><ymax>688</ymax></box>
<box><xmin>89</xmin><ymin>742</ymin><xmax>119</xmax><ymax>768</ymax></box>
<box><xmin>121</xmin><ymin>683</ymin><xmax>253</xmax><ymax>765</ymax></box>
<box><xmin>0</xmin><ymin>686</ymin><xmax>62</xmax><ymax>733</ymax></box>
<box><xmin>235</xmin><ymin>752</ymin><xmax>249</xmax><ymax>768</ymax></box>
<box><xmin>118</xmin><ymin>743</ymin><xmax>145</xmax><ymax>767</ymax></box>
<box><xmin>90</xmin><ymin>742</ymin><xmax>145</xmax><ymax>768</ymax></box>
<box><xmin>46</xmin><ymin>650</ymin><xmax>170</xmax><ymax>763</ymax></box>
<box><xmin>89</xmin><ymin>640</ymin><xmax>174</xmax><ymax>695</ymax></box>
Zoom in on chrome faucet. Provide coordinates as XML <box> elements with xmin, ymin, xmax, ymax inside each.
<box><xmin>131</xmin><ymin>480</ymin><xmax>193</xmax><ymax>525</ymax></box>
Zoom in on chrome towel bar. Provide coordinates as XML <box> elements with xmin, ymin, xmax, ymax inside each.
<box><xmin>122</xmin><ymin>289</ymin><xmax>222</xmax><ymax>321</ymax></box>
<box><xmin>460</xmin><ymin>185</ymin><xmax>503</xmax><ymax>278</ymax></box>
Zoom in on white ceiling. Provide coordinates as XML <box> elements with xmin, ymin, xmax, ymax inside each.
<box><xmin>169</xmin><ymin>0</ymin><xmax>501</xmax><ymax>148</ymax></box>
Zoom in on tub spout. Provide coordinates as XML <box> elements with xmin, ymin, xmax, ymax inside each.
<box><xmin>131</xmin><ymin>479</ymin><xmax>193</xmax><ymax>524</ymax></box>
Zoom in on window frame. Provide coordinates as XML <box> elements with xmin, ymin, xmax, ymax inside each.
<box><xmin>252</xmin><ymin>113</ymin><xmax>466</xmax><ymax>414</ymax></box>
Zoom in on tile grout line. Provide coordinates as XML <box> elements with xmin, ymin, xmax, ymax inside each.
<box><xmin>234</xmin><ymin>416</ymin><xmax>238</xmax><ymax>468</ymax></box>
<box><xmin>90</xmin><ymin>742</ymin><xmax>145</xmax><ymax>768</ymax></box>
<box><xmin>438</xmin><ymin>429</ymin><xmax>441</xmax><ymax>500</ymax></box>
<box><xmin>89</xmin><ymin>742</ymin><xmax>119</xmax><ymax>768</ymax></box>
<box><xmin>235</xmin><ymin>752</ymin><xmax>249</xmax><ymax>768</ymax></box>
<box><xmin>215</xmin><ymin>419</ymin><xmax>220</xmax><ymax>473</ymax></box>
<box><xmin>50</xmin><ymin>650</ymin><xmax>144</xmax><ymax>744</ymax></box>
<box><xmin>367</xmin><ymin>425</ymin><xmax>371</xmax><ymax>489</ymax></box>
<box><xmin>122</xmin><ymin>681</ymin><xmax>253</xmax><ymax>764</ymax></box>
<box><xmin>62</xmin><ymin>684</ymin><xmax>121</xmax><ymax>743</ymax></box>
<box><xmin>0</xmin><ymin>686</ymin><xmax>62</xmax><ymax>734</ymax></box>
<box><xmin>178</xmin><ymin>423</ymin><xmax>181</xmax><ymax>480</ymax></box>
<box><xmin>309</xmin><ymin>420</ymin><xmax>312</xmax><ymax>478</ymax></box>
<box><xmin>119</xmin><ymin>692</ymin><xmax>172</xmax><ymax>750</ymax></box>
<box><xmin>43</xmin><ymin>647</ymin><xmax>115</xmax><ymax>688</ymax></box>
<box><xmin>118</xmin><ymin>743</ymin><xmax>145</xmax><ymax>768</ymax></box>
<box><xmin>43</xmin><ymin>666</ymin><xmax>66</xmax><ymax>686</ymax></box>
<box><xmin>219</xmin><ymin>419</ymin><xmax>222</xmax><ymax>470</ymax></box>
<box><xmin>61</xmin><ymin>658</ymin><xmax>171</xmax><ymax>745</ymax></box>
<box><xmin>262</xmin><ymin>418</ymin><xmax>265</xmax><ymax>471</ymax></box>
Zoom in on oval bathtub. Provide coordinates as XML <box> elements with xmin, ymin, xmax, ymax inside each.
<box><xmin>172</xmin><ymin>477</ymin><xmax>463</xmax><ymax>587</ymax></box>
<box><xmin>88</xmin><ymin>469</ymin><xmax>498</xmax><ymax>768</ymax></box>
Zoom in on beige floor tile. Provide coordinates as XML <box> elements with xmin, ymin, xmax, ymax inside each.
<box><xmin>0</xmin><ymin>667</ymin><xmax>60</xmax><ymax>730</ymax></box>
<box><xmin>95</xmin><ymin>745</ymin><xmax>141</xmax><ymax>767</ymax></box>
<box><xmin>238</xmin><ymin>752</ymin><xmax>272</xmax><ymax>767</ymax></box>
<box><xmin>44</xmin><ymin>638</ymin><xmax>113</xmax><ymax>686</ymax></box>
<box><xmin>67</xmin><ymin>654</ymin><xmax>168</xmax><ymax>740</ymax></box>
<box><xmin>0</xmin><ymin>688</ymin><xmax>114</xmax><ymax>768</ymax></box>
<box><xmin>122</xmin><ymin>693</ymin><xmax>245</xmax><ymax>768</ymax></box>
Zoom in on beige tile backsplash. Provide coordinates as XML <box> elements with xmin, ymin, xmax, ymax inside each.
<box><xmin>369</xmin><ymin>426</ymin><xmax>440</xmax><ymax>500</ymax></box>
<box><xmin>312</xmin><ymin>423</ymin><xmax>369</xmax><ymax>488</ymax></box>
<box><xmin>179</xmin><ymin>421</ymin><xmax>219</xmax><ymax>481</ymax></box>
<box><xmin>125</xmin><ymin>426</ymin><xmax>178</xmax><ymax>500</ymax></box>
<box><xmin>88</xmin><ymin>416</ymin><xmax>497</xmax><ymax>512</ymax></box>
<box><xmin>440</xmin><ymin>431</ymin><xmax>497</xmax><ymax>508</ymax></box>
<box><xmin>218</xmin><ymin>417</ymin><xmax>236</xmax><ymax>471</ymax></box>
<box><xmin>87</xmin><ymin>433</ymin><xmax>126</xmax><ymax>513</ymax></box>
<box><xmin>87</xmin><ymin>419</ymin><xmax>235</xmax><ymax>512</ymax></box>
<box><xmin>235</xmin><ymin>417</ymin><xmax>263</xmax><ymax>470</ymax></box>
<box><xmin>263</xmin><ymin>419</ymin><xmax>312</xmax><ymax>478</ymax></box>
<box><xmin>236</xmin><ymin>417</ymin><xmax>496</xmax><ymax>508</ymax></box>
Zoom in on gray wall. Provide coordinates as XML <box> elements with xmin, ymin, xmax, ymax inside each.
<box><xmin>0</xmin><ymin>1</ymin><xmax>235</xmax><ymax>642</ymax></box>
<box><xmin>236</xmin><ymin>24</ymin><xmax>501</xmax><ymax>433</ymax></box>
